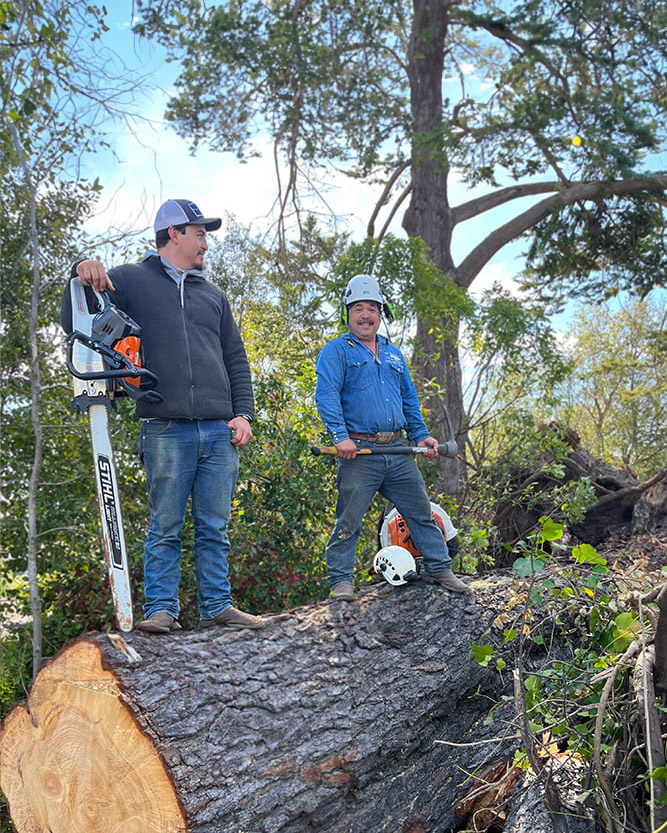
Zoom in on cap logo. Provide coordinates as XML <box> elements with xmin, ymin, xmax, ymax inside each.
<box><xmin>188</xmin><ymin>203</ymin><xmax>203</xmax><ymax>219</ymax></box>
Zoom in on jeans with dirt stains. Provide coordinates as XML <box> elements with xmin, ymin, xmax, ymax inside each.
<box><xmin>325</xmin><ymin>439</ymin><xmax>451</xmax><ymax>588</ymax></box>
<box><xmin>139</xmin><ymin>418</ymin><xmax>239</xmax><ymax>620</ymax></box>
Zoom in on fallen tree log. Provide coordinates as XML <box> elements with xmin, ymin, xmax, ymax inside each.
<box><xmin>1</xmin><ymin>577</ymin><xmax>522</xmax><ymax>833</ymax></box>
<box><xmin>0</xmin><ymin>574</ymin><xmax>614</xmax><ymax>833</ymax></box>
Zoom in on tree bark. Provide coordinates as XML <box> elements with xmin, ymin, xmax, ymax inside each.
<box><xmin>1</xmin><ymin>578</ymin><xmax>525</xmax><ymax>833</ymax></box>
<box><xmin>653</xmin><ymin>585</ymin><xmax>667</xmax><ymax>695</ymax></box>
<box><xmin>403</xmin><ymin>0</ymin><xmax>465</xmax><ymax>495</ymax></box>
<box><xmin>10</xmin><ymin>122</ymin><xmax>43</xmax><ymax>678</ymax></box>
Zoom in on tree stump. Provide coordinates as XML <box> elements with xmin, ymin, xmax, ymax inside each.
<box><xmin>1</xmin><ymin>577</ymin><xmax>521</xmax><ymax>833</ymax></box>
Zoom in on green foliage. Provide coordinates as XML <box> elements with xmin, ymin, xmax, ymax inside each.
<box><xmin>220</xmin><ymin>371</ymin><xmax>334</xmax><ymax>615</ymax></box>
<box><xmin>135</xmin><ymin>0</ymin><xmax>410</xmax><ymax>174</ymax></box>
<box><xmin>463</xmin><ymin>285</ymin><xmax>572</xmax><ymax>439</ymax></box>
<box><xmin>556</xmin><ymin>296</ymin><xmax>667</xmax><ymax>479</ymax></box>
<box><xmin>470</xmin><ymin>516</ymin><xmax>662</xmax><ymax>825</ymax></box>
<box><xmin>523</xmin><ymin>195</ymin><xmax>667</xmax><ymax>302</ymax></box>
<box><xmin>136</xmin><ymin>0</ymin><xmax>667</xmax><ymax>300</ymax></box>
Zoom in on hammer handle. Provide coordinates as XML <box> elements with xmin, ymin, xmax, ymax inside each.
<box><xmin>310</xmin><ymin>442</ymin><xmax>458</xmax><ymax>458</ymax></box>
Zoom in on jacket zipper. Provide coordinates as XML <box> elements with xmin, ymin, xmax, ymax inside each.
<box><xmin>180</xmin><ymin>277</ymin><xmax>196</xmax><ymax>417</ymax></box>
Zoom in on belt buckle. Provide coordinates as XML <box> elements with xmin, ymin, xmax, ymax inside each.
<box><xmin>374</xmin><ymin>431</ymin><xmax>394</xmax><ymax>445</ymax></box>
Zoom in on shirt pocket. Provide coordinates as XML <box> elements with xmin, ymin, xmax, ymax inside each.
<box><xmin>386</xmin><ymin>361</ymin><xmax>405</xmax><ymax>396</ymax></box>
<box><xmin>345</xmin><ymin>357</ymin><xmax>374</xmax><ymax>390</ymax></box>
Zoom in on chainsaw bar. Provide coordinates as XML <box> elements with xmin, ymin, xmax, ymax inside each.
<box><xmin>68</xmin><ymin>277</ymin><xmax>133</xmax><ymax>632</ymax></box>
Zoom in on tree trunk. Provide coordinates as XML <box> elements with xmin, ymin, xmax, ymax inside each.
<box><xmin>413</xmin><ymin>319</ymin><xmax>466</xmax><ymax>495</ymax></box>
<box><xmin>10</xmin><ymin>122</ymin><xmax>43</xmax><ymax>678</ymax></box>
<box><xmin>1</xmin><ymin>578</ymin><xmax>523</xmax><ymax>833</ymax></box>
<box><xmin>0</xmin><ymin>574</ymin><xmax>629</xmax><ymax>833</ymax></box>
<box><xmin>403</xmin><ymin>1</ymin><xmax>465</xmax><ymax>495</ymax></box>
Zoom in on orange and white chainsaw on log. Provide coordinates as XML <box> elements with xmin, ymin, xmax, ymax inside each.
<box><xmin>66</xmin><ymin>277</ymin><xmax>161</xmax><ymax>631</ymax></box>
<box><xmin>374</xmin><ymin>502</ymin><xmax>459</xmax><ymax>586</ymax></box>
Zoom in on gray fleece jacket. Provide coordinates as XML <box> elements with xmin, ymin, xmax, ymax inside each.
<box><xmin>61</xmin><ymin>255</ymin><xmax>254</xmax><ymax>421</ymax></box>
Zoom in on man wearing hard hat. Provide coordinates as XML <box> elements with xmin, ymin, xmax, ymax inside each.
<box><xmin>315</xmin><ymin>274</ymin><xmax>470</xmax><ymax>601</ymax></box>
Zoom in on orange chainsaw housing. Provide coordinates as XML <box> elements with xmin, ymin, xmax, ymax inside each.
<box><xmin>115</xmin><ymin>336</ymin><xmax>142</xmax><ymax>388</ymax></box>
<box><xmin>385</xmin><ymin>510</ymin><xmax>448</xmax><ymax>557</ymax></box>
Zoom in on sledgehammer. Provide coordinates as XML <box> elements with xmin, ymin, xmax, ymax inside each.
<box><xmin>310</xmin><ymin>441</ymin><xmax>458</xmax><ymax>458</ymax></box>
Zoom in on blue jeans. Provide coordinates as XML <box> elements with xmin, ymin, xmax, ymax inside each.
<box><xmin>326</xmin><ymin>440</ymin><xmax>451</xmax><ymax>587</ymax></box>
<box><xmin>139</xmin><ymin>419</ymin><xmax>239</xmax><ymax>619</ymax></box>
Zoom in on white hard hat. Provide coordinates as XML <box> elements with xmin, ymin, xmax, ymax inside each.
<box><xmin>341</xmin><ymin>274</ymin><xmax>395</xmax><ymax>324</ymax></box>
<box><xmin>342</xmin><ymin>274</ymin><xmax>385</xmax><ymax>307</ymax></box>
<box><xmin>373</xmin><ymin>545</ymin><xmax>419</xmax><ymax>586</ymax></box>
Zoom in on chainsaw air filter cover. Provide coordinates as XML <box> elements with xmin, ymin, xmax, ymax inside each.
<box><xmin>373</xmin><ymin>545</ymin><xmax>419</xmax><ymax>586</ymax></box>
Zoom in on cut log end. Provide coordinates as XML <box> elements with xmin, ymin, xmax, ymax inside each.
<box><xmin>0</xmin><ymin>637</ymin><xmax>186</xmax><ymax>833</ymax></box>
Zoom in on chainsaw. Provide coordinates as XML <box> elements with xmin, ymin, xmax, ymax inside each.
<box><xmin>66</xmin><ymin>277</ymin><xmax>162</xmax><ymax>631</ymax></box>
<box><xmin>374</xmin><ymin>502</ymin><xmax>459</xmax><ymax>586</ymax></box>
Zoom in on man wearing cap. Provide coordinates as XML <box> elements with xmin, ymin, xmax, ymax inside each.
<box><xmin>62</xmin><ymin>199</ymin><xmax>263</xmax><ymax>633</ymax></box>
<box><xmin>315</xmin><ymin>273</ymin><xmax>470</xmax><ymax>601</ymax></box>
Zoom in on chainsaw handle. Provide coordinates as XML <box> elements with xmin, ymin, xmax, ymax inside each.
<box><xmin>66</xmin><ymin>331</ymin><xmax>159</xmax><ymax>386</ymax></box>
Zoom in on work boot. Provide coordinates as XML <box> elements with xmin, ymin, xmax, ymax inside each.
<box><xmin>423</xmin><ymin>570</ymin><xmax>470</xmax><ymax>594</ymax></box>
<box><xmin>199</xmin><ymin>606</ymin><xmax>265</xmax><ymax>630</ymax></box>
<box><xmin>331</xmin><ymin>581</ymin><xmax>355</xmax><ymax>601</ymax></box>
<box><xmin>136</xmin><ymin>611</ymin><xmax>183</xmax><ymax>633</ymax></box>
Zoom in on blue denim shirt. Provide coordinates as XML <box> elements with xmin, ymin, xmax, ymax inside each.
<box><xmin>315</xmin><ymin>333</ymin><xmax>430</xmax><ymax>444</ymax></box>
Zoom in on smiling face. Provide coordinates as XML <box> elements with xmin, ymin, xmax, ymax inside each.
<box><xmin>347</xmin><ymin>300</ymin><xmax>381</xmax><ymax>345</ymax></box>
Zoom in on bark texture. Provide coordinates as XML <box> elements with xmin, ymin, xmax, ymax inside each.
<box><xmin>403</xmin><ymin>1</ymin><xmax>465</xmax><ymax>496</ymax></box>
<box><xmin>1</xmin><ymin>577</ymin><xmax>526</xmax><ymax>833</ymax></box>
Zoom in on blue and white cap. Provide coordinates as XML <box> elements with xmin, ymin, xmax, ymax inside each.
<box><xmin>154</xmin><ymin>199</ymin><xmax>222</xmax><ymax>232</ymax></box>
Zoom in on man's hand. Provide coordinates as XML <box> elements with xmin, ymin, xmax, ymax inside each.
<box><xmin>417</xmin><ymin>436</ymin><xmax>440</xmax><ymax>460</ymax></box>
<box><xmin>335</xmin><ymin>438</ymin><xmax>358</xmax><ymax>459</ymax></box>
<box><xmin>228</xmin><ymin>416</ymin><xmax>252</xmax><ymax>447</ymax></box>
<box><xmin>76</xmin><ymin>260</ymin><xmax>115</xmax><ymax>292</ymax></box>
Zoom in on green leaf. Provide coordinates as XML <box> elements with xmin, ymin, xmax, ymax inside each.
<box><xmin>540</xmin><ymin>518</ymin><xmax>564</xmax><ymax>542</ymax></box>
<box><xmin>513</xmin><ymin>556</ymin><xmax>546</xmax><ymax>578</ymax></box>
<box><xmin>525</xmin><ymin>674</ymin><xmax>540</xmax><ymax>692</ymax></box>
<box><xmin>572</xmin><ymin>544</ymin><xmax>607</xmax><ymax>565</ymax></box>
<box><xmin>471</xmin><ymin>643</ymin><xmax>493</xmax><ymax>666</ymax></box>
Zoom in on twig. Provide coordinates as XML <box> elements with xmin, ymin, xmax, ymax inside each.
<box><xmin>593</xmin><ymin>641</ymin><xmax>640</xmax><ymax>833</ymax></box>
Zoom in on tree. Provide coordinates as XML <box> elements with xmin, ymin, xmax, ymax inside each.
<box><xmin>0</xmin><ymin>1</ymin><xmax>147</xmax><ymax>681</ymax></box>
<box><xmin>134</xmin><ymin>0</ymin><xmax>667</xmax><ymax>492</ymax></box>
<box><xmin>559</xmin><ymin>297</ymin><xmax>667</xmax><ymax>479</ymax></box>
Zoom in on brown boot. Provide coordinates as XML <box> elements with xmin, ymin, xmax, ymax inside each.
<box><xmin>331</xmin><ymin>582</ymin><xmax>355</xmax><ymax>601</ymax></box>
<box><xmin>136</xmin><ymin>611</ymin><xmax>183</xmax><ymax>633</ymax></box>
<box><xmin>199</xmin><ymin>606</ymin><xmax>264</xmax><ymax>630</ymax></box>
<box><xmin>423</xmin><ymin>571</ymin><xmax>470</xmax><ymax>594</ymax></box>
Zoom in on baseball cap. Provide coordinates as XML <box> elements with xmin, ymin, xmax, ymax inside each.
<box><xmin>154</xmin><ymin>199</ymin><xmax>222</xmax><ymax>232</ymax></box>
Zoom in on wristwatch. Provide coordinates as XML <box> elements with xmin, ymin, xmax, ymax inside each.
<box><xmin>235</xmin><ymin>413</ymin><xmax>254</xmax><ymax>423</ymax></box>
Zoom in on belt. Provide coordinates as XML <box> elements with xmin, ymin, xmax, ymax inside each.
<box><xmin>348</xmin><ymin>430</ymin><xmax>403</xmax><ymax>445</ymax></box>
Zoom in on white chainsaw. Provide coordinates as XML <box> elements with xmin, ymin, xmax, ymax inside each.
<box><xmin>66</xmin><ymin>277</ymin><xmax>161</xmax><ymax>631</ymax></box>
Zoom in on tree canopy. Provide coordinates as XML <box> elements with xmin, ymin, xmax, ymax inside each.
<box><xmin>135</xmin><ymin>0</ymin><xmax>667</xmax><ymax>491</ymax></box>
<box><xmin>135</xmin><ymin>0</ymin><xmax>667</xmax><ymax>297</ymax></box>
